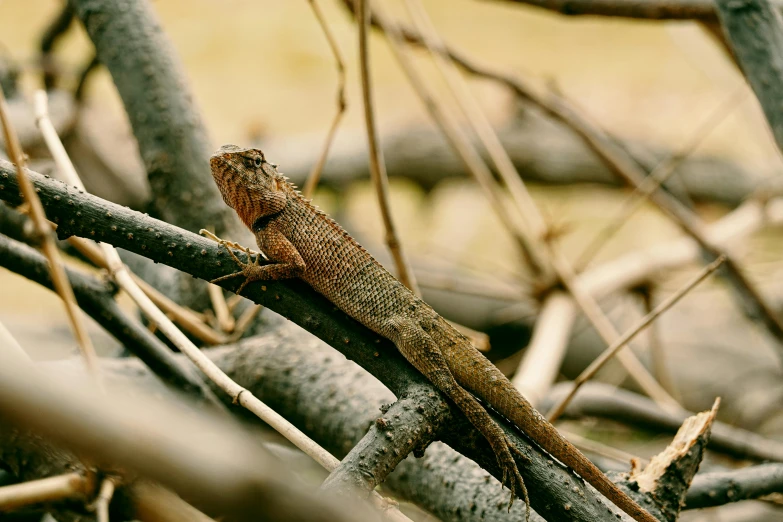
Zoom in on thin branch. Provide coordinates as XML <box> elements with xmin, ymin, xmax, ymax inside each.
<box><xmin>357</xmin><ymin>0</ymin><xmax>420</xmax><ymax>295</ymax></box>
<box><xmin>0</xmin><ymin>472</ymin><xmax>90</xmax><ymax>512</ymax></box>
<box><xmin>302</xmin><ymin>0</ymin><xmax>347</xmax><ymax>200</ymax></box>
<box><xmin>548</xmin><ymin>256</ymin><xmax>725</xmax><ymax>421</ymax></box>
<box><xmin>0</xmin><ymin>85</ymin><xmax>101</xmax><ymax>382</ymax></box>
<box><xmin>574</xmin><ymin>87</ymin><xmax>745</xmax><ymax>270</ymax></box>
<box><xmin>639</xmin><ymin>286</ymin><xmax>679</xmax><ymax>400</ymax></box>
<box><xmin>544</xmin><ymin>245</ymin><xmax>682</xmax><ymax>412</ymax></box>
<box><xmin>91</xmin><ymin>476</ymin><xmax>117</xmax><ymax>522</ymax></box>
<box><xmin>208</xmin><ymin>283</ymin><xmax>235</xmax><ymax>333</ymax></box>
<box><xmin>229</xmin><ymin>304</ymin><xmax>263</xmax><ymax>342</ymax></box>
<box><xmin>561</xmin><ymin>429</ymin><xmax>646</xmax><ymax>468</ymax></box>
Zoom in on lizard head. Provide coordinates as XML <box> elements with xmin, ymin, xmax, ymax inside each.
<box><xmin>210</xmin><ymin>144</ymin><xmax>287</xmax><ymax>228</ymax></box>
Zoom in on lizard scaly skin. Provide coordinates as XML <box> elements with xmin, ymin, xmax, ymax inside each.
<box><xmin>209</xmin><ymin>145</ymin><xmax>659</xmax><ymax>522</ymax></box>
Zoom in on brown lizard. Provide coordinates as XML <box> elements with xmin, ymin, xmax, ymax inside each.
<box><xmin>208</xmin><ymin>144</ymin><xmax>659</xmax><ymax>522</ymax></box>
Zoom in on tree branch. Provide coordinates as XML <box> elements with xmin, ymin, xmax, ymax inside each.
<box><xmin>484</xmin><ymin>0</ymin><xmax>783</xmax><ymax>21</ymax></box>
<box><xmin>716</xmin><ymin>0</ymin><xmax>783</xmax><ymax>155</ymax></box>
<box><xmin>685</xmin><ymin>463</ymin><xmax>783</xmax><ymax>509</ymax></box>
<box><xmin>0</xmin><ymin>161</ymin><xmax>649</xmax><ymax>522</ymax></box>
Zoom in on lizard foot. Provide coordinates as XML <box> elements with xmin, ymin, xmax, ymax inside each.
<box><xmin>209</xmin><ymin>240</ymin><xmax>265</xmax><ymax>295</ymax></box>
<box><xmin>199</xmin><ymin>229</ymin><xmax>261</xmax><ymax>257</ymax></box>
<box><xmin>497</xmin><ymin>438</ymin><xmax>530</xmax><ymax>520</ymax></box>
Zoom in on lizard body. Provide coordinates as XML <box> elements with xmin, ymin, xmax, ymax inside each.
<box><xmin>209</xmin><ymin>145</ymin><xmax>658</xmax><ymax>522</ymax></box>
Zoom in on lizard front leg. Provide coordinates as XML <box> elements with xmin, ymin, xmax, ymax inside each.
<box><xmin>209</xmin><ymin>229</ymin><xmax>305</xmax><ymax>295</ymax></box>
<box><xmin>387</xmin><ymin>317</ymin><xmax>530</xmax><ymax>519</ymax></box>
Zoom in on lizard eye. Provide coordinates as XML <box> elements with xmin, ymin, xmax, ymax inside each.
<box><xmin>254</xmin><ymin>156</ymin><xmax>263</xmax><ymax>168</ymax></box>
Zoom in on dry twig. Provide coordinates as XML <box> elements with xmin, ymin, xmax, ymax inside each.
<box><xmin>639</xmin><ymin>286</ymin><xmax>679</xmax><ymax>400</ymax></box>
<box><xmin>0</xmin><ymin>472</ymin><xmax>91</xmax><ymax>512</ymax></box>
<box><xmin>358</xmin><ymin>0</ymin><xmax>420</xmax><ymax>295</ymax></box>
<box><xmin>68</xmin><ymin>237</ymin><xmax>230</xmax><ymax>345</ymax></box>
<box><xmin>548</xmin><ymin>256</ymin><xmax>726</xmax><ymax>421</ymax></box>
<box><xmin>208</xmin><ymin>283</ymin><xmax>235</xmax><ymax>333</ymax></box>
<box><xmin>91</xmin><ymin>476</ymin><xmax>117</xmax><ymax>522</ymax></box>
<box><xmin>229</xmin><ymin>304</ymin><xmax>263</xmax><ymax>342</ymax></box>
<box><xmin>303</xmin><ymin>0</ymin><xmax>347</xmax><ymax>200</ymax></box>
<box><xmin>0</xmin><ymin>86</ymin><xmax>101</xmax><ymax>382</ymax></box>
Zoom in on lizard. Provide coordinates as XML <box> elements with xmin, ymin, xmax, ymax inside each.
<box><xmin>207</xmin><ymin>144</ymin><xmax>659</xmax><ymax>522</ymax></box>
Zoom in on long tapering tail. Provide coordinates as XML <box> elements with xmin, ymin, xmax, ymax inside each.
<box><xmin>454</xmin><ymin>348</ymin><xmax>659</xmax><ymax>522</ymax></box>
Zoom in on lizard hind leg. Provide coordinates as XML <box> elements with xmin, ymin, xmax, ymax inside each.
<box><xmin>386</xmin><ymin>317</ymin><xmax>531</xmax><ymax>519</ymax></box>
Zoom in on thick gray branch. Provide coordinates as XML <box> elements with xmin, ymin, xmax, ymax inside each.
<box><xmin>66</xmin><ymin>0</ymin><xmax>226</xmax><ymax>235</ymax></box>
<box><xmin>485</xmin><ymin>0</ymin><xmax>777</xmax><ymax>20</ymax></box>
<box><xmin>66</xmin><ymin>0</ymin><xmax>250</xmax><ymax>307</ymax></box>
<box><xmin>685</xmin><ymin>463</ymin><xmax>783</xmax><ymax>508</ymax></box>
<box><xmin>716</xmin><ymin>0</ymin><xmax>783</xmax><ymax>155</ymax></box>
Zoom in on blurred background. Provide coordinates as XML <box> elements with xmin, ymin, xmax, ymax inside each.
<box><xmin>1</xmin><ymin>1</ymin><xmax>782</xmax><ymax>519</ymax></box>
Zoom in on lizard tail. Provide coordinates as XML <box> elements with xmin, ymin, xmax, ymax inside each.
<box><xmin>452</xmin><ymin>348</ymin><xmax>660</xmax><ymax>522</ymax></box>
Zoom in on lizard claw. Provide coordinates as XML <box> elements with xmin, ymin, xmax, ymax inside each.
<box><xmin>200</xmin><ymin>229</ymin><xmax>261</xmax><ymax>257</ymax></box>
<box><xmin>209</xmin><ymin>240</ymin><xmax>264</xmax><ymax>295</ymax></box>
<box><xmin>497</xmin><ymin>439</ymin><xmax>530</xmax><ymax>520</ymax></box>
